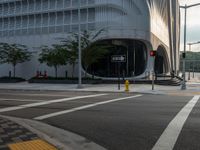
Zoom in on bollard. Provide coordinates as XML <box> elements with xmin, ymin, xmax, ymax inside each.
<box><xmin>125</xmin><ymin>80</ymin><xmax>130</xmax><ymax>92</ymax></box>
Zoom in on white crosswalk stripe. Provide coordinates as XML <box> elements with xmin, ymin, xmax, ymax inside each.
<box><xmin>152</xmin><ymin>95</ymin><xmax>200</xmax><ymax>150</ymax></box>
<box><xmin>0</xmin><ymin>94</ymin><xmax>107</xmax><ymax>113</ymax></box>
<box><xmin>34</xmin><ymin>95</ymin><xmax>142</xmax><ymax>120</ymax></box>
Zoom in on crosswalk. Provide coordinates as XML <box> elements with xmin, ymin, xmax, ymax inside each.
<box><xmin>34</xmin><ymin>95</ymin><xmax>142</xmax><ymax>120</ymax></box>
<box><xmin>0</xmin><ymin>91</ymin><xmax>200</xmax><ymax>150</ymax></box>
<box><xmin>0</xmin><ymin>93</ymin><xmax>107</xmax><ymax>113</ymax></box>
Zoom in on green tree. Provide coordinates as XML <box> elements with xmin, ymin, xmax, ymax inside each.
<box><xmin>38</xmin><ymin>45</ymin><xmax>69</xmax><ymax>78</ymax></box>
<box><xmin>61</xmin><ymin>29</ymin><xmax>110</xmax><ymax>77</ymax></box>
<box><xmin>0</xmin><ymin>43</ymin><xmax>31</xmax><ymax>77</ymax></box>
<box><xmin>61</xmin><ymin>36</ymin><xmax>78</xmax><ymax>78</ymax></box>
<box><xmin>81</xmin><ymin>30</ymin><xmax>111</xmax><ymax>76</ymax></box>
<box><xmin>82</xmin><ymin>42</ymin><xmax>110</xmax><ymax>77</ymax></box>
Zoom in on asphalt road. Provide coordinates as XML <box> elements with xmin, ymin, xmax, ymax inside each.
<box><xmin>0</xmin><ymin>90</ymin><xmax>199</xmax><ymax>150</ymax></box>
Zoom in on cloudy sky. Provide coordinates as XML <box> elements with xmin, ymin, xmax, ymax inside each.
<box><xmin>179</xmin><ymin>0</ymin><xmax>200</xmax><ymax>51</ymax></box>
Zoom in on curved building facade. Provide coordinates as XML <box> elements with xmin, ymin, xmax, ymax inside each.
<box><xmin>0</xmin><ymin>0</ymin><xmax>180</xmax><ymax>79</ymax></box>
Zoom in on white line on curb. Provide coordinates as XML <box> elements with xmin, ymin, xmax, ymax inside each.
<box><xmin>34</xmin><ymin>95</ymin><xmax>142</xmax><ymax>120</ymax></box>
<box><xmin>152</xmin><ymin>95</ymin><xmax>200</xmax><ymax>150</ymax></box>
<box><xmin>0</xmin><ymin>94</ymin><xmax>107</xmax><ymax>113</ymax></box>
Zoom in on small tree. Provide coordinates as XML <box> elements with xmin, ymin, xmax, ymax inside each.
<box><xmin>80</xmin><ymin>30</ymin><xmax>111</xmax><ymax>76</ymax></box>
<box><xmin>61</xmin><ymin>29</ymin><xmax>111</xmax><ymax>77</ymax></box>
<box><xmin>61</xmin><ymin>36</ymin><xmax>78</xmax><ymax>78</ymax></box>
<box><xmin>0</xmin><ymin>43</ymin><xmax>31</xmax><ymax>77</ymax></box>
<box><xmin>38</xmin><ymin>45</ymin><xmax>69</xmax><ymax>78</ymax></box>
<box><xmin>82</xmin><ymin>42</ymin><xmax>110</xmax><ymax>76</ymax></box>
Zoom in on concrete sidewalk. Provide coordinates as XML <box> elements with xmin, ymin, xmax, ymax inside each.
<box><xmin>0</xmin><ymin>82</ymin><xmax>199</xmax><ymax>96</ymax></box>
<box><xmin>0</xmin><ymin>115</ymin><xmax>106</xmax><ymax>150</ymax></box>
<box><xmin>0</xmin><ymin>116</ymin><xmax>58</xmax><ymax>150</ymax></box>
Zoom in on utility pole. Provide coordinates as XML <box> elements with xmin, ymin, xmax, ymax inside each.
<box><xmin>180</xmin><ymin>3</ymin><xmax>200</xmax><ymax>90</ymax></box>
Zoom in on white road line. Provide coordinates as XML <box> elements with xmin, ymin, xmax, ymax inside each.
<box><xmin>0</xmin><ymin>94</ymin><xmax>107</xmax><ymax>113</ymax></box>
<box><xmin>152</xmin><ymin>95</ymin><xmax>200</xmax><ymax>150</ymax></box>
<box><xmin>34</xmin><ymin>94</ymin><xmax>142</xmax><ymax>120</ymax></box>
<box><xmin>0</xmin><ymin>98</ymin><xmax>44</xmax><ymax>102</ymax></box>
<box><xmin>0</xmin><ymin>93</ymin><xmax>78</xmax><ymax>97</ymax></box>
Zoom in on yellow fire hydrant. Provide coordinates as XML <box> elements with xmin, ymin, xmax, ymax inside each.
<box><xmin>125</xmin><ymin>80</ymin><xmax>130</xmax><ymax>92</ymax></box>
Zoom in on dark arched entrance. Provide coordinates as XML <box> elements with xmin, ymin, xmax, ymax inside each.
<box><xmin>155</xmin><ymin>46</ymin><xmax>169</xmax><ymax>74</ymax></box>
<box><xmin>83</xmin><ymin>39</ymin><xmax>147</xmax><ymax>78</ymax></box>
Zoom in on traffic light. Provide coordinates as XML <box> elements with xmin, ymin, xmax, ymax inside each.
<box><xmin>150</xmin><ymin>50</ymin><xmax>157</xmax><ymax>57</ymax></box>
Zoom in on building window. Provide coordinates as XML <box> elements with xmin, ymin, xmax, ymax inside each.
<box><xmin>56</xmin><ymin>12</ymin><xmax>63</xmax><ymax>25</ymax></box>
<box><xmin>9</xmin><ymin>17</ymin><xmax>15</xmax><ymax>30</ymax></box>
<box><xmin>88</xmin><ymin>8</ymin><xmax>95</xmax><ymax>22</ymax></box>
<box><xmin>81</xmin><ymin>9</ymin><xmax>87</xmax><ymax>22</ymax></box>
<box><xmin>3</xmin><ymin>18</ymin><xmax>9</xmax><ymax>30</ymax></box>
<box><xmin>0</xmin><ymin>5</ymin><xmax>2</xmax><ymax>16</ymax></box>
<box><xmin>64</xmin><ymin>0</ymin><xmax>71</xmax><ymax>8</ymax></box>
<box><xmin>35</xmin><ymin>14</ymin><xmax>42</xmax><ymax>27</ymax></box>
<box><xmin>3</xmin><ymin>3</ymin><xmax>9</xmax><ymax>16</ymax></box>
<box><xmin>49</xmin><ymin>0</ymin><xmax>56</xmax><ymax>10</ymax></box>
<box><xmin>28</xmin><ymin>15</ymin><xmax>35</xmax><ymax>28</ymax></box>
<box><xmin>72</xmin><ymin>0</ymin><xmax>78</xmax><ymax>7</ymax></box>
<box><xmin>57</xmin><ymin>0</ymin><xmax>63</xmax><ymax>9</ymax></box>
<box><xmin>42</xmin><ymin>0</ymin><xmax>48</xmax><ymax>10</ymax></box>
<box><xmin>72</xmin><ymin>10</ymin><xmax>78</xmax><ymax>23</ymax></box>
<box><xmin>28</xmin><ymin>0</ymin><xmax>35</xmax><ymax>12</ymax></box>
<box><xmin>22</xmin><ymin>16</ymin><xmax>28</xmax><ymax>29</ymax></box>
<box><xmin>15</xmin><ymin>1</ymin><xmax>21</xmax><ymax>14</ymax></box>
<box><xmin>9</xmin><ymin>3</ymin><xmax>15</xmax><ymax>15</ymax></box>
<box><xmin>49</xmin><ymin>12</ymin><xmax>56</xmax><ymax>26</ymax></box>
<box><xmin>35</xmin><ymin>0</ymin><xmax>42</xmax><ymax>11</ymax></box>
<box><xmin>42</xmin><ymin>13</ymin><xmax>48</xmax><ymax>27</ymax></box>
<box><xmin>81</xmin><ymin>0</ymin><xmax>87</xmax><ymax>6</ymax></box>
<box><xmin>64</xmin><ymin>11</ymin><xmax>71</xmax><ymax>24</ymax></box>
<box><xmin>22</xmin><ymin>0</ymin><xmax>28</xmax><ymax>13</ymax></box>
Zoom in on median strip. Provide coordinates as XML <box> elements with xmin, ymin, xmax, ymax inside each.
<box><xmin>34</xmin><ymin>94</ymin><xmax>142</xmax><ymax>120</ymax></box>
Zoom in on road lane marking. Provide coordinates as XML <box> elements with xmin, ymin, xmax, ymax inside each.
<box><xmin>152</xmin><ymin>95</ymin><xmax>200</xmax><ymax>150</ymax></box>
<box><xmin>34</xmin><ymin>94</ymin><xmax>142</xmax><ymax>120</ymax></box>
<box><xmin>0</xmin><ymin>98</ymin><xmax>44</xmax><ymax>102</ymax></box>
<box><xmin>0</xmin><ymin>92</ymin><xmax>79</xmax><ymax>97</ymax></box>
<box><xmin>0</xmin><ymin>94</ymin><xmax>107</xmax><ymax>113</ymax></box>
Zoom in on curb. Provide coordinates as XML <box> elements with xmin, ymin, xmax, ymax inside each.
<box><xmin>0</xmin><ymin>88</ymin><xmax>167</xmax><ymax>95</ymax></box>
<box><xmin>0</xmin><ymin>115</ymin><xmax>106</xmax><ymax>150</ymax></box>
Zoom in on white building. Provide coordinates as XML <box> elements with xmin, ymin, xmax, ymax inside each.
<box><xmin>0</xmin><ymin>0</ymin><xmax>180</xmax><ymax>79</ymax></box>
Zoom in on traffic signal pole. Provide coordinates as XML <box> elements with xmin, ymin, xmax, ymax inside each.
<box><xmin>150</xmin><ymin>50</ymin><xmax>157</xmax><ymax>91</ymax></box>
<box><xmin>152</xmin><ymin>57</ymin><xmax>155</xmax><ymax>90</ymax></box>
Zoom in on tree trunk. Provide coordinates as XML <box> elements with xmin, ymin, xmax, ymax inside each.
<box><xmin>55</xmin><ymin>66</ymin><xmax>58</xmax><ymax>78</ymax></box>
<box><xmin>85</xmin><ymin>66</ymin><xmax>88</xmax><ymax>78</ymax></box>
<box><xmin>13</xmin><ymin>65</ymin><xmax>16</xmax><ymax>78</ymax></box>
<box><xmin>72</xmin><ymin>63</ymin><xmax>75</xmax><ymax>78</ymax></box>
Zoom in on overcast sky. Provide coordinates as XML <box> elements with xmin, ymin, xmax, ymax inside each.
<box><xmin>179</xmin><ymin>0</ymin><xmax>200</xmax><ymax>51</ymax></box>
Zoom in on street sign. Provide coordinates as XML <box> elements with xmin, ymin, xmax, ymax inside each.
<box><xmin>111</xmin><ymin>55</ymin><xmax>126</xmax><ymax>62</ymax></box>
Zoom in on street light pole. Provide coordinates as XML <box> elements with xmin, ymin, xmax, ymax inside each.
<box><xmin>77</xmin><ymin>0</ymin><xmax>82</xmax><ymax>89</ymax></box>
<box><xmin>180</xmin><ymin>3</ymin><xmax>200</xmax><ymax>90</ymax></box>
<box><xmin>181</xmin><ymin>5</ymin><xmax>187</xmax><ymax>90</ymax></box>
